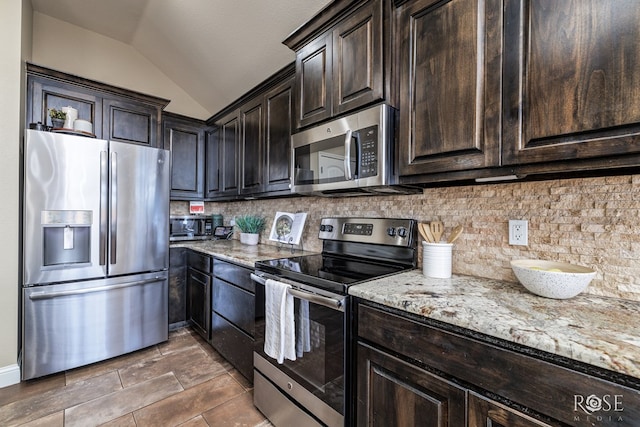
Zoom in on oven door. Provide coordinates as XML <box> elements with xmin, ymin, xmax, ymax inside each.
<box><xmin>251</xmin><ymin>272</ymin><xmax>346</xmax><ymax>427</ymax></box>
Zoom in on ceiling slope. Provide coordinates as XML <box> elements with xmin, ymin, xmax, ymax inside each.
<box><xmin>30</xmin><ymin>0</ymin><xmax>332</xmax><ymax>116</ymax></box>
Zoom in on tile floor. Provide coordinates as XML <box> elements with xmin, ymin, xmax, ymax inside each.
<box><xmin>0</xmin><ymin>328</ymin><xmax>272</xmax><ymax>427</ymax></box>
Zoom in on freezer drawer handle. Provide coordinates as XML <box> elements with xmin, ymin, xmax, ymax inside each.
<box><xmin>28</xmin><ymin>277</ymin><xmax>165</xmax><ymax>300</ymax></box>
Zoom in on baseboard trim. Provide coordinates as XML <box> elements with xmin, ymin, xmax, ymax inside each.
<box><xmin>0</xmin><ymin>363</ymin><xmax>21</xmax><ymax>388</ymax></box>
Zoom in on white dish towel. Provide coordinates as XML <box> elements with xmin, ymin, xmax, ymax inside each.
<box><xmin>264</xmin><ymin>278</ymin><xmax>296</xmax><ymax>364</ymax></box>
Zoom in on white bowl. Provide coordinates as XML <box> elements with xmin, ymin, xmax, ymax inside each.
<box><xmin>73</xmin><ymin>119</ymin><xmax>93</xmax><ymax>134</ymax></box>
<box><xmin>510</xmin><ymin>259</ymin><xmax>596</xmax><ymax>299</ymax></box>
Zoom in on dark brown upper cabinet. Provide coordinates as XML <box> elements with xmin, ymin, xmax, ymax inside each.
<box><xmin>204</xmin><ymin>127</ymin><xmax>220</xmax><ymax>199</ymax></box>
<box><xmin>206</xmin><ymin>65</ymin><xmax>295</xmax><ymax>200</ymax></box>
<box><xmin>264</xmin><ymin>77</ymin><xmax>295</xmax><ymax>195</ymax></box>
<box><xmin>217</xmin><ymin>111</ymin><xmax>241</xmax><ymax>199</ymax></box>
<box><xmin>26</xmin><ymin>63</ymin><xmax>168</xmax><ymax>148</ymax></box>
<box><xmin>502</xmin><ymin>0</ymin><xmax>640</xmax><ymax>166</ymax></box>
<box><xmin>240</xmin><ymin>98</ymin><xmax>264</xmax><ymax>196</ymax></box>
<box><xmin>286</xmin><ymin>0</ymin><xmax>385</xmax><ymax>129</ymax></box>
<box><xmin>396</xmin><ymin>0</ymin><xmax>502</xmax><ymax>178</ymax></box>
<box><xmin>163</xmin><ymin>113</ymin><xmax>206</xmax><ymax>200</ymax></box>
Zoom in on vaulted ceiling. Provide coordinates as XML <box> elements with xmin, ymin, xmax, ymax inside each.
<box><xmin>30</xmin><ymin>0</ymin><xmax>332</xmax><ymax>116</ymax></box>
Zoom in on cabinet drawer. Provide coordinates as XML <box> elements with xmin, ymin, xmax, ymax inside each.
<box><xmin>213</xmin><ymin>258</ymin><xmax>254</xmax><ymax>292</ymax></box>
<box><xmin>187</xmin><ymin>250</ymin><xmax>212</xmax><ymax>274</ymax></box>
<box><xmin>211</xmin><ymin>312</ymin><xmax>253</xmax><ymax>381</ymax></box>
<box><xmin>212</xmin><ymin>278</ymin><xmax>254</xmax><ymax>336</ymax></box>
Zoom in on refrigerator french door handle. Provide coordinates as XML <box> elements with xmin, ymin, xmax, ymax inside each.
<box><xmin>110</xmin><ymin>152</ymin><xmax>117</xmax><ymax>264</ymax></box>
<box><xmin>27</xmin><ymin>277</ymin><xmax>166</xmax><ymax>300</ymax></box>
<box><xmin>99</xmin><ymin>151</ymin><xmax>109</xmax><ymax>265</ymax></box>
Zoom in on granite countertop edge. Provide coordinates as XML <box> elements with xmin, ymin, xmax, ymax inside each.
<box><xmin>348</xmin><ymin>270</ymin><xmax>640</xmax><ymax>381</ymax></box>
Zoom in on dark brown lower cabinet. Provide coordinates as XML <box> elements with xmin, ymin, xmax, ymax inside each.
<box><xmin>210</xmin><ymin>258</ymin><xmax>261</xmax><ymax>382</ymax></box>
<box><xmin>357</xmin><ymin>342</ymin><xmax>465</xmax><ymax>426</ymax></box>
<box><xmin>356</xmin><ymin>301</ymin><xmax>640</xmax><ymax>427</ymax></box>
<box><xmin>186</xmin><ymin>251</ymin><xmax>212</xmax><ymax>340</ymax></box>
<box><xmin>468</xmin><ymin>392</ymin><xmax>556</xmax><ymax>427</ymax></box>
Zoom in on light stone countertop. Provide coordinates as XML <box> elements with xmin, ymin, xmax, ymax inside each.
<box><xmin>348</xmin><ymin>270</ymin><xmax>640</xmax><ymax>380</ymax></box>
<box><xmin>170</xmin><ymin>239</ymin><xmax>317</xmax><ymax>268</ymax></box>
<box><xmin>171</xmin><ymin>242</ymin><xmax>639</xmax><ymax>380</ymax></box>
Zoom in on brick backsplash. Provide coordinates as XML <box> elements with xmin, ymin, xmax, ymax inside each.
<box><xmin>171</xmin><ymin>174</ymin><xmax>640</xmax><ymax>302</ymax></box>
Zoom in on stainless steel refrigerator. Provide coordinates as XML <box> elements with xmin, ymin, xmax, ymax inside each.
<box><xmin>21</xmin><ymin>129</ymin><xmax>170</xmax><ymax>380</ymax></box>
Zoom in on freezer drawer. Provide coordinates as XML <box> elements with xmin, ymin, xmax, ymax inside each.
<box><xmin>21</xmin><ymin>272</ymin><xmax>168</xmax><ymax>380</ymax></box>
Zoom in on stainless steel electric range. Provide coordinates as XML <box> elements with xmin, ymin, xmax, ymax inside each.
<box><xmin>251</xmin><ymin>217</ymin><xmax>417</xmax><ymax>427</ymax></box>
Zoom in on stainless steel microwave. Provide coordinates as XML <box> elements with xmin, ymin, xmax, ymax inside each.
<box><xmin>291</xmin><ymin>103</ymin><xmax>419</xmax><ymax>196</ymax></box>
<box><xmin>169</xmin><ymin>215</ymin><xmax>213</xmax><ymax>241</ymax></box>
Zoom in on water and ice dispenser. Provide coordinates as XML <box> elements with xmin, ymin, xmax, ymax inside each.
<box><xmin>41</xmin><ymin>210</ymin><xmax>92</xmax><ymax>267</ymax></box>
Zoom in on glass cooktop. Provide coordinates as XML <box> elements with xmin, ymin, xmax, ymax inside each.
<box><xmin>255</xmin><ymin>253</ymin><xmax>410</xmax><ymax>294</ymax></box>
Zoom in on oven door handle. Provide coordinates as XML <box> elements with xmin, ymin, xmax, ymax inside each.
<box><xmin>251</xmin><ymin>273</ymin><xmax>345</xmax><ymax>312</ymax></box>
<box><xmin>287</xmin><ymin>288</ymin><xmax>344</xmax><ymax>311</ymax></box>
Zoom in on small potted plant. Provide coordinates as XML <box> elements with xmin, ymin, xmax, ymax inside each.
<box><xmin>49</xmin><ymin>108</ymin><xmax>66</xmax><ymax>128</ymax></box>
<box><xmin>235</xmin><ymin>214</ymin><xmax>266</xmax><ymax>245</ymax></box>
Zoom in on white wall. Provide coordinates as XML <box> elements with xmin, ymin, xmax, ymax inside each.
<box><xmin>0</xmin><ymin>0</ymin><xmax>29</xmax><ymax>387</ymax></box>
<box><xmin>32</xmin><ymin>12</ymin><xmax>210</xmax><ymax>120</ymax></box>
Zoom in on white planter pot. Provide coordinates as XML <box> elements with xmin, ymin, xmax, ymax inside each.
<box><xmin>240</xmin><ymin>232</ymin><xmax>259</xmax><ymax>245</ymax></box>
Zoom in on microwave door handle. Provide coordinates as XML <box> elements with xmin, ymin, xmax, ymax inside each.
<box><xmin>344</xmin><ymin>129</ymin><xmax>353</xmax><ymax>180</ymax></box>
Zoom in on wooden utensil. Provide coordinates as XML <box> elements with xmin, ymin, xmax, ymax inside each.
<box><xmin>419</xmin><ymin>223</ymin><xmax>435</xmax><ymax>243</ymax></box>
<box><xmin>417</xmin><ymin>223</ymin><xmax>431</xmax><ymax>242</ymax></box>
<box><xmin>430</xmin><ymin>220</ymin><xmax>444</xmax><ymax>242</ymax></box>
<box><xmin>447</xmin><ymin>225</ymin><xmax>463</xmax><ymax>243</ymax></box>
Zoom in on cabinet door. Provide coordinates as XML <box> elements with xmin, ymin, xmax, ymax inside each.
<box><xmin>27</xmin><ymin>77</ymin><xmax>102</xmax><ymax>136</ymax></box>
<box><xmin>264</xmin><ymin>77</ymin><xmax>294</xmax><ymax>194</ymax></box>
<box><xmin>187</xmin><ymin>267</ymin><xmax>210</xmax><ymax>341</ymax></box>
<box><xmin>468</xmin><ymin>392</ymin><xmax>559</xmax><ymax>427</ymax></box>
<box><xmin>240</xmin><ymin>98</ymin><xmax>264</xmax><ymax>195</ymax></box>
<box><xmin>503</xmin><ymin>0</ymin><xmax>640</xmax><ymax>166</ymax></box>
<box><xmin>163</xmin><ymin>115</ymin><xmax>206</xmax><ymax>200</ymax></box>
<box><xmin>204</xmin><ymin>127</ymin><xmax>220</xmax><ymax>198</ymax></box>
<box><xmin>295</xmin><ymin>32</ymin><xmax>333</xmax><ymax>128</ymax></box>
<box><xmin>219</xmin><ymin>112</ymin><xmax>240</xmax><ymax>198</ymax></box>
<box><xmin>357</xmin><ymin>342</ymin><xmax>466</xmax><ymax>427</ymax></box>
<box><xmin>397</xmin><ymin>0</ymin><xmax>502</xmax><ymax>176</ymax></box>
<box><xmin>332</xmin><ymin>0</ymin><xmax>383</xmax><ymax>116</ymax></box>
<box><xmin>103</xmin><ymin>98</ymin><xmax>160</xmax><ymax>147</ymax></box>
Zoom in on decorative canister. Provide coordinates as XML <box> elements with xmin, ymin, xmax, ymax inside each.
<box><xmin>62</xmin><ymin>106</ymin><xmax>78</xmax><ymax>129</ymax></box>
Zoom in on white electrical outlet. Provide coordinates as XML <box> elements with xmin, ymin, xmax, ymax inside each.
<box><xmin>509</xmin><ymin>220</ymin><xmax>528</xmax><ymax>246</ymax></box>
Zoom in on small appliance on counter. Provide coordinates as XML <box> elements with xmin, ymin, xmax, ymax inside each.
<box><xmin>169</xmin><ymin>215</ymin><xmax>214</xmax><ymax>241</ymax></box>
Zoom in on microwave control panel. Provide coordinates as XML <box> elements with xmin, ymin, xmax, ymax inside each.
<box><xmin>358</xmin><ymin>125</ymin><xmax>378</xmax><ymax>178</ymax></box>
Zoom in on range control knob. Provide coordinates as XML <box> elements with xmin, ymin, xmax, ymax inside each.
<box><xmin>397</xmin><ymin>227</ymin><xmax>408</xmax><ymax>238</ymax></box>
<box><xmin>320</xmin><ymin>224</ymin><xmax>334</xmax><ymax>232</ymax></box>
<box><xmin>387</xmin><ymin>227</ymin><xmax>396</xmax><ymax>237</ymax></box>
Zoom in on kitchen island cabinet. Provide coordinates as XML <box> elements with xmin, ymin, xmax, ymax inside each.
<box><xmin>26</xmin><ymin>63</ymin><xmax>168</xmax><ymax>147</ymax></box>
